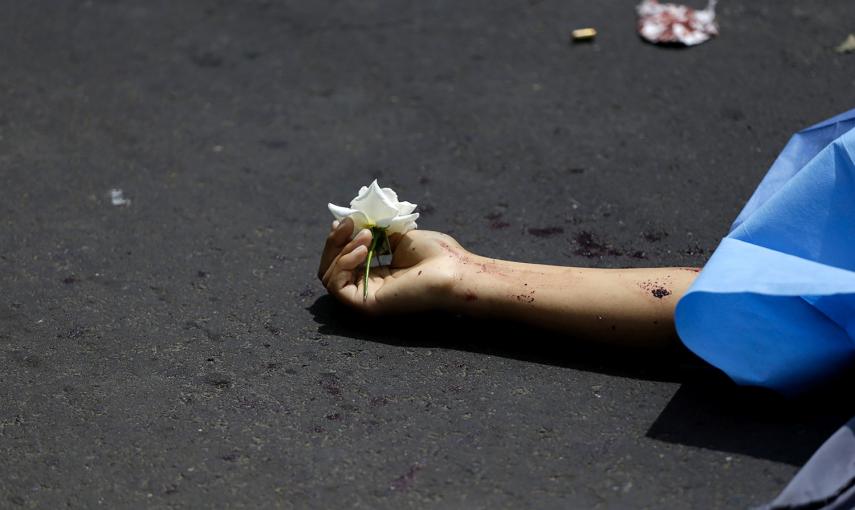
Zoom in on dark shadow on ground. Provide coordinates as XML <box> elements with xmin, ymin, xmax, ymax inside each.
<box><xmin>647</xmin><ymin>375</ymin><xmax>855</xmax><ymax>466</ymax></box>
<box><xmin>308</xmin><ymin>294</ymin><xmax>701</xmax><ymax>384</ymax></box>
<box><xmin>309</xmin><ymin>294</ymin><xmax>855</xmax><ymax>467</ymax></box>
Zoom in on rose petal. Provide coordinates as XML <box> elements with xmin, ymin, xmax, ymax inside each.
<box><xmin>381</xmin><ymin>186</ymin><xmax>399</xmax><ymax>203</ymax></box>
<box><xmin>396</xmin><ymin>201</ymin><xmax>417</xmax><ymax>215</ymax></box>
<box><xmin>373</xmin><ymin>216</ymin><xmax>395</xmax><ymax>229</ymax></box>
<box><xmin>329</xmin><ymin>204</ymin><xmax>372</xmax><ymax>238</ymax></box>
<box><xmin>348</xmin><ymin>210</ymin><xmax>371</xmax><ymax>235</ymax></box>
<box><xmin>402</xmin><ymin>221</ymin><xmax>418</xmax><ymax>234</ymax></box>
<box><xmin>328</xmin><ymin>203</ymin><xmax>358</xmax><ymax>220</ymax></box>
<box><xmin>349</xmin><ymin>179</ymin><xmax>400</xmax><ymax>225</ymax></box>
<box><xmin>387</xmin><ymin>213</ymin><xmax>419</xmax><ymax>235</ymax></box>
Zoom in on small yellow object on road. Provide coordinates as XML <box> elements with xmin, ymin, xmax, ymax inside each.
<box><xmin>571</xmin><ymin>27</ymin><xmax>597</xmax><ymax>42</ymax></box>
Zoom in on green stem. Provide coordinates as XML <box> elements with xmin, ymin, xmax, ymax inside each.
<box><xmin>363</xmin><ymin>227</ymin><xmax>383</xmax><ymax>301</ymax></box>
<box><xmin>383</xmin><ymin>232</ymin><xmax>393</xmax><ymax>260</ymax></box>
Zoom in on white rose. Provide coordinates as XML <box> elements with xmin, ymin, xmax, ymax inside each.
<box><xmin>328</xmin><ymin>179</ymin><xmax>419</xmax><ymax>237</ymax></box>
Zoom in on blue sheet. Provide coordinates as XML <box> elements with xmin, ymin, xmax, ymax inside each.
<box><xmin>759</xmin><ymin>417</ymin><xmax>855</xmax><ymax>510</ymax></box>
<box><xmin>675</xmin><ymin>108</ymin><xmax>855</xmax><ymax>396</ymax></box>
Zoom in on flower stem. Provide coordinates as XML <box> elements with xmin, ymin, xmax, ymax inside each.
<box><xmin>363</xmin><ymin>227</ymin><xmax>384</xmax><ymax>302</ymax></box>
<box><xmin>383</xmin><ymin>232</ymin><xmax>393</xmax><ymax>261</ymax></box>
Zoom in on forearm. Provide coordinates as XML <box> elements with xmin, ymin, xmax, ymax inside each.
<box><xmin>448</xmin><ymin>255</ymin><xmax>700</xmax><ymax>348</ymax></box>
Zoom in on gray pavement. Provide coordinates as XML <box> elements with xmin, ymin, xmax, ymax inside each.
<box><xmin>1</xmin><ymin>0</ymin><xmax>854</xmax><ymax>508</ymax></box>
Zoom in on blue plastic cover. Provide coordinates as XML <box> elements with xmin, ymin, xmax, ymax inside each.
<box><xmin>675</xmin><ymin>109</ymin><xmax>855</xmax><ymax>395</ymax></box>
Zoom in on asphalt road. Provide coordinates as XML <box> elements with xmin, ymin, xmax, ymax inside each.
<box><xmin>2</xmin><ymin>0</ymin><xmax>854</xmax><ymax>508</ymax></box>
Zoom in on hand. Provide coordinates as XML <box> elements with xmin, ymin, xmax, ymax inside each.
<box><xmin>317</xmin><ymin>218</ymin><xmax>467</xmax><ymax>314</ymax></box>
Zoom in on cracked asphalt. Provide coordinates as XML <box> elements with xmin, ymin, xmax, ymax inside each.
<box><xmin>2</xmin><ymin>0</ymin><xmax>854</xmax><ymax>508</ymax></box>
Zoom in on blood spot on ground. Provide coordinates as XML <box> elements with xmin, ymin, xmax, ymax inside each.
<box><xmin>528</xmin><ymin>226</ymin><xmax>564</xmax><ymax>238</ymax></box>
<box><xmin>574</xmin><ymin>231</ymin><xmax>623</xmax><ymax>257</ymax></box>
<box><xmin>642</xmin><ymin>230</ymin><xmax>668</xmax><ymax>242</ymax></box>
<box><xmin>390</xmin><ymin>464</ymin><xmax>423</xmax><ymax>492</ymax></box>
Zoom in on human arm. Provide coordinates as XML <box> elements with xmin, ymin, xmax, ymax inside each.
<box><xmin>318</xmin><ymin>220</ymin><xmax>699</xmax><ymax>348</ymax></box>
<box><xmin>446</xmin><ymin>255</ymin><xmax>698</xmax><ymax>348</ymax></box>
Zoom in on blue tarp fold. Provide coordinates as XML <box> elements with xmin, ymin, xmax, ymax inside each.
<box><xmin>676</xmin><ymin>109</ymin><xmax>855</xmax><ymax>396</ymax></box>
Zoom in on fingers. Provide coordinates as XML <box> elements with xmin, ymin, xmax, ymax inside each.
<box><xmin>322</xmin><ymin>228</ymin><xmax>372</xmax><ymax>287</ymax></box>
<box><xmin>338</xmin><ymin>244</ymin><xmax>369</xmax><ymax>271</ymax></box>
<box><xmin>328</xmin><ymin>245</ymin><xmax>368</xmax><ymax>293</ymax></box>
<box><xmin>318</xmin><ymin>217</ymin><xmax>353</xmax><ymax>280</ymax></box>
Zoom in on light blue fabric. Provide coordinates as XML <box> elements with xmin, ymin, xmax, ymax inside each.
<box><xmin>759</xmin><ymin>417</ymin><xmax>855</xmax><ymax>510</ymax></box>
<box><xmin>675</xmin><ymin>108</ymin><xmax>855</xmax><ymax>396</ymax></box>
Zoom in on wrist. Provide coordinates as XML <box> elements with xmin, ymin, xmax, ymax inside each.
<box><xmin>447</xmin><ymin>253</ymin><xmax>506</xmax><ymax>314</ymax></box>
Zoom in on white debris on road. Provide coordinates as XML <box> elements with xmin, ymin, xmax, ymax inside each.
<box><xmin>836</xmin><ymin>34</ymin><xmax>855</xmax><ymax>54</ymax></box>
<box><xmin>109</xmin><ymin>188</ymin><xmax>131</xmax><ymax>206</ymax></box>
<box><xmin>637</xmin><ymin>0</ymin><xmax>718</xmax><ymax>47</ymax></box>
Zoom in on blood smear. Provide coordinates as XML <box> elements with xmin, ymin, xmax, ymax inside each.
<box><xmin>637</xmin><ymin>0</ymin><xmax>718</xmax><ymax>46</ymax></box>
